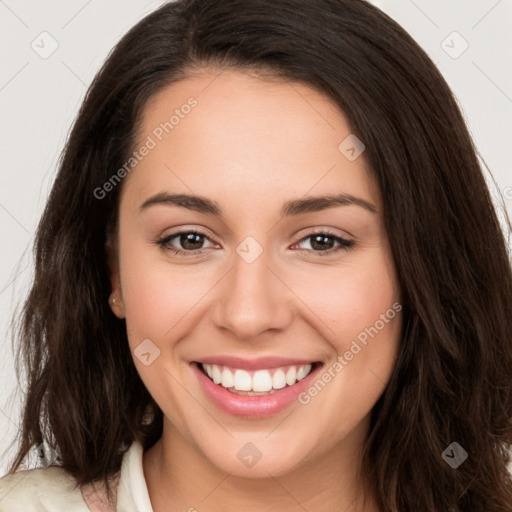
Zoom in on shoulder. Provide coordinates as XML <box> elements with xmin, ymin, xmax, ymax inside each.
<box><xmin>0</xmin><ymin>465</ymin><xmax>89</xmax><ymax>512</ymax></box>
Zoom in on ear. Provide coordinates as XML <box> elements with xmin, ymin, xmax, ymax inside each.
<box><xmin>105</xmin><ymin>236</ymin><xmax>125</xmax><ymax>319</ymax></box>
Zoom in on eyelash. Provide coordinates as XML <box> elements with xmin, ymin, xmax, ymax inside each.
<box><xmin>154</xmin><ymin>229</ymin><xmax>354</xmax><ymax>257</ymax></box>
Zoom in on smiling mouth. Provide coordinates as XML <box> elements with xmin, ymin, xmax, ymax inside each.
<box><xmin>196</xmin><ymin>362</ymin><xmax>321</xmax><ymax>396</ymax></box>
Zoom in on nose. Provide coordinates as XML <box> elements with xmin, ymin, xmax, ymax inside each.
<box><xmin>212</xmin><ymin>244</ymin><xmax>293</xmax><ymax>341</ymax></box>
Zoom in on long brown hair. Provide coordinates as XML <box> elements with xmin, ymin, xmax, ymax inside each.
<box><xmin>6</xmin><ymin>1</ymin><xmax>512</xmax><ymax>510</ymax></box>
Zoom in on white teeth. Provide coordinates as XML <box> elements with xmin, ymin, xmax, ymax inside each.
<box><xmin>233</xmin><ymin>369</ymin><xmax>252</xmax><ymax>391</ymax></box>
<box><xmin>221</xmin><ymin>367</ymin><xmax>234</xmax><ymax>388</ymax></box>
<box><xmin>252</xmin><ymin>370</ymin><xmax>273</xmax><ymax>392</ymax></box>
<box><xmin>296</xmin><ymin>364</ymin><xmax>312</xmax><ymax>381</ymax></box>
<box><xmin>272</xmin><ymin>369</ymin><xmax>287</xmax><ymax>389</ymax></box>
<box><xmin>204</xmin><ymin>363</ymin><xmax>213</xmax><ymax>379</ymax></box>
<box><xmin>212</xmin><ymin>365</ymin><xmax>222</xmax><ymax>384</ymax></box>
<box><xmin>285</xmin><ymin>366</ymin><xmax>297</xmax><ymax>386</ymax></box>
<box><xmin>200</xmin><ymin>363</ymin><xmax>314</xmax><ymax>393</ymax></box>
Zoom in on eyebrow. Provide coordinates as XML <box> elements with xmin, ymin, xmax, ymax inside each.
<box><xmin>139</xmin><ymin>192</ymin><xmax>377</xmax><ymax>216</ymax></box>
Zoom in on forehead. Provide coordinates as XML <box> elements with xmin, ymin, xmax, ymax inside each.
<box><xmin>121</xmin><ymin>70</ymin><xmax>379</xmax><ymax>214</ymax></box>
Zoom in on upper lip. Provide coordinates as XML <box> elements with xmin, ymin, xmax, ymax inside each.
<box><xmin>193</xmin><ymin>356</ymin><xmax>319</xmax><ymax>371</ymax></box>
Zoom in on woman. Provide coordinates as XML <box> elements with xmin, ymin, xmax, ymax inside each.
<box><xmin>1</xmin><ymin>0</ymin><xmax>511</xmax><ymax>510</ymax></box>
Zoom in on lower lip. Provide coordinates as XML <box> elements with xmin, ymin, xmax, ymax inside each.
<box><xmin>191</xmin><ymin>362</ymin><xmax>321</xmax><ymax>418</ymax></box>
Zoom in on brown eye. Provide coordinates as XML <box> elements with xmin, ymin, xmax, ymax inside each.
<box><xmin>309</xmin><ymin>234</ymin><xmax>336</xmax><ymax>251</ymax></box>
<box><xmin>294</xmin><ymin>231</ymin><xmax>354</xmax><ymax>256</ymax></box>
<box><xmin>156</xmin><ymin>230</ymin><xmax>216</xmax><ymax>255</ymax></box>
<box><xmin>177</xmin><ymin>232</ymin><xmax>206</xmax><ymax>250</ymax></box>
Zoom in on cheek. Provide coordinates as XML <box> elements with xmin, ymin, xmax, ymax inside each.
<box><xmin>289</xmin><ymin>251</ymin><xmax>401</xmax><ymax>437</ymax></box>
<box><xmin>118</xmin><ymin>236</ymin><xmax>210</xmax><ymax>345</ymax></box>
<box><xmin>290</xmin><ymin>247</ymin><xmax>399</xmax><ymax>345</ymax></box>
<box><xmin>288</xmin><ymin>246</ymin><xmax>402</xmax><ymax>398</ymax></box>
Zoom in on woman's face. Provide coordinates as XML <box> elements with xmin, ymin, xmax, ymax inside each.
<box><xmin>110</xmin><ymin>69</ymin><xmax>402</xmax><ymax>477</ymax></box>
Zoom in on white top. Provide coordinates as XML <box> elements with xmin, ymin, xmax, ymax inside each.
<box><xmin>0</xmin><ymin>441</ymin><xmax>154</xmax><ymax>511</ymax></box>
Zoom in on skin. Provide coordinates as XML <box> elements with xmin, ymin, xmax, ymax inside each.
<box><xmin>108</xmin><ymin>69</ymin><xmax>402</xmax><ymax>512</ymax></box>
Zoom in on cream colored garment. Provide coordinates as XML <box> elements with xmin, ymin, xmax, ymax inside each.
<box><xmin>0</xmin><ymin>441</ymin><xmax>153</xmax><ymax>512</ymax></box>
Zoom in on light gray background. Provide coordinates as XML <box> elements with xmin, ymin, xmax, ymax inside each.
<box><xmin>1</xmin><ymin>0</ymin><xmax>511</xmax><ymax>472</ymax></box>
